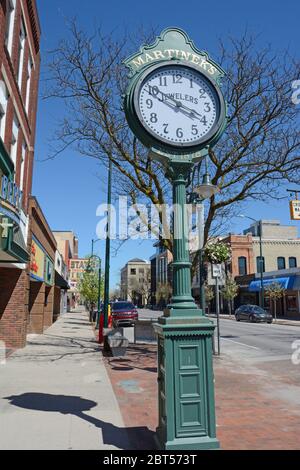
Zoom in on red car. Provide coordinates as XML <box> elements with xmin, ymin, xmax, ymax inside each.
<box><xmin>111</xmin><ymin>301</ymin><xmax>138</xmax><ymax>327</ymax></box>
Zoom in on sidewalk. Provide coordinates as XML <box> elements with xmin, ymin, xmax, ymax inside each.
<box><xmin>0</xmin><ymin>308</ymin><xmax>134</xmax><ymax>450</ymax></box>
<box><xmin>105</xmin><ymin>342</ymin><xmax>300</xmax><ymax>450</ymax></box>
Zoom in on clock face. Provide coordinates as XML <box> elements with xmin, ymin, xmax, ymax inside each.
<box><xmin>134</xmin><ymin>64</ymin><xmax>220</xmax><ymax>148</ymax></box>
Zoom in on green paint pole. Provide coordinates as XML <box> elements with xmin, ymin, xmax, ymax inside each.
<box><xmin>154</xmin><ymin>160</ymin><xmax>219</xmax><ymax>450</ymax></box>
<box><xmin>96</xmin><ymin>259</ymin><xmax>101</xmax><ymax>328</ymax></box>
<box><xmin>103</xmin><ymin>159</ymin><xmax>112</xmax><ymax>329</ymax></box>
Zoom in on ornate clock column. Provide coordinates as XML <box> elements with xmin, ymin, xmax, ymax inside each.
<box><xmin>123</xmin><ymin>27</ymin><xmax>228</xmax><ymax>451</ymax></box>
<box><xmin>154</xmin><ymin>158</ymin><xmax>219</xmax><ymax>450</ymax></box>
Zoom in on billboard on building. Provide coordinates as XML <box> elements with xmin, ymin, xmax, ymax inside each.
<box><xmin>30</xmin><ymin>239</ymin><xmax>45</xmax><ymax>281</ymax></box>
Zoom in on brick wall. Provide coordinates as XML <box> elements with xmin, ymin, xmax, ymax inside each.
<box><xmin>0</xmin><ymin>267</ymin><xmax>29</xmax><ymax>349</ymax></box>
<box><xmin>0</xmin><ymin>0</ymin><xmax>41</xmax><ymax>214</ymax></box>
<box><xmin>28</xmin><ymin>279</ymin><xmax>44</xmax><ymax>333</ymax></box>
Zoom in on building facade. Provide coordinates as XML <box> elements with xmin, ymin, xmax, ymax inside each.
<box><xmin>0</xmin><ymin>0</ymin><xmax>40</xmax><ymax>349</ymax></box>
<box><xmin>225</xmin><ymin>220</ymin><xmax>300</xmax><ymax>318</ymax></box>
<box><xmin>120</xmin><ymin>258</ymin><xmax>151</xmax><ymax>306</ymax></box>
<box><xmin>52</xmin><ymin>231</ymin><xmax>79</xmax><ymax>310</ymax></box>
<box><xmin>225</xmin><ymin>220</ymin><xmax>300</xmax><ymax>278</ymax></box>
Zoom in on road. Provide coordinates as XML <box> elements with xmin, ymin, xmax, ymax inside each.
<box><xmin>138</xmin><ymin>308</ymin><xmax>300</xmax><ymax>359</ymax></box>
<box><xmin>138</xmin><ymin>308</ymin><xmax>300</xmax><ymax>412</ymax></box>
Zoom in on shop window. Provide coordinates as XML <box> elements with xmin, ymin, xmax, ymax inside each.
<box><xmin>286</xmin><ymin>295</ymin><xmax>297</xmax><ymax>311</ymax></box>
<box><xmin>238</xmin><ymin>257</ymin><xmax>247</xmax><ymax>276</ymax></box>
<box><xmin>289</xmin><ymin>257</ymin><xmax>297</xmax><ymax>269</ymax></box>
<box><xmin>5</xmin><ymin>0</ymin><xmax>16</xmax><ymax>56</ymax></box>
<box><xmin>256</xmin><ymin>256</ymin><xmax>265</xmax><ymax>273</ymax></box>
<box><xmin>277</xmin><ymin>257</ymin><xmax>286</xmax><ymax>270</ymax></box>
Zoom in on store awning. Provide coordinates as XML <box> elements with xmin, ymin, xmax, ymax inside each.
<box><xmin>0</xmin><ymin>216</ymin><xmax>28</xmax><ymax>263</ymax></box>
<box><xmin>249</xmin><ymin>276</ymin><xmax>296</xmax><ymax>292</ymax></box>
<box><xmin>55</xmin><ymin>270</ymin><xmax>70</xmax><ymax>290</ymax></box>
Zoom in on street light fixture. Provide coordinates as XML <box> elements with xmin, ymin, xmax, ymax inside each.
<box><xmin>189</xmin><ymin>161</ymin><xmax>220</xmax><ymax>315</ymax></box>
<box><xmin>238</xmin><ymin>214</ymin><xmax>264</xmax><ymax>307</ymax></box>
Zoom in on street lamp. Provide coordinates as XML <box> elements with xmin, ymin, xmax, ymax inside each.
<box><xmin>86</xmin><ymin>255</ymin><xmax>102</xmax><ymax>328</ymax></box>
<box><xmin>189</xmin><ymin>162</ymin><xmax>219</xmax><ymax>315</ymax></box>
<box><xmin>238</xmin><ymin>214</ymin><xmax>264</xmax><ymax>307</ymax></box>
<box><xmin>91</xmin><ymin>238</ymin><xmax>101</xmax><ymax>257</ymax></box>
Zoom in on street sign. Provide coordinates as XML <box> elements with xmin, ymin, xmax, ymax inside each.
<box><xmin>212</xmin><ymin>263</ymin><xmax>222</xmax><ymax>278</ymax></box>
<box><xmin>290</xmin><ymin>200</ymin><xmax>300</xmax><ymax>220</ymax></box>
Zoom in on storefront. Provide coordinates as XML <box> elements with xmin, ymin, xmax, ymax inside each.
<box><xmin>236</xmin><ymin>269</ymin><xmax>300</xmax><ymax>319</ymax></box>
<box><xmin>28</xmin><ymin>197</ymin><xmax>56</xmax><ymax>334</ymax></box>
<box><xmin>0</xmin><ymin>141</ymin><xmax>29</xmax><ymax>350</ymax></box>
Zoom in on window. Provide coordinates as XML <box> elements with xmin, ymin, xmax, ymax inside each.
<box><xmin>286</xmin><ymin>295</ymin><xmax>297</xmax><ymax>311</ymax></box>
<box><xmin>256</xmin><ymin>256</ymin><xmax>265</xmax><ymax>274</ymax></box>
<box><xmin>139</xmin><ymin>268</ymin><xmax>144</xmax><ymax>274</ymax></box>
<box><xmin>5</xmin><ymin>0</ymin><xmax>16</xmax><ymax>56</ymax></box>
<box><xmin>10</xmin><ymin>115</ymin><xmax>19</xmax><ymax>168</ymax></box>
<box><xmin>130</xmin><ymin>268</ymin><xmax>136</xmax><ymax>275</ymax></box>
<box><xmin>17</xmin><ymin>19</ymin><xmax>26</xmax><ymax>89</ymax></box>
<box><xmin>277</xmin><ymin>257</ymin><xmax>286</xmax><ymax>270</ymax></box>
<box><xmin>20</xmin><ymin>141</ymin><xmax>27</xmax><ymax>191</ymax></box>
<box><xmin>25</xmin><ymin>54</ymin><xmax>33</xmax><ymax>113</ymax></box>
<box><xmin>289</xmin><ymin>257</ymin><xmax>297</xmax><ymax>269</ymax></box>
<box><xmin>238</xmin><ymin>257</ymin><xmax>247</xmax><ymax>276</ymax></box>
<box><xmin>0</xmin><ymin>81</ymin><xmax>9</xmax><ymax>142</ymax></box>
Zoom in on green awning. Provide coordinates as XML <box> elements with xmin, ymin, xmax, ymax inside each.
<box><xmin>0</xmin><ymin>215</ymin><xmax>28</xmax><ymax>263</ymax></box>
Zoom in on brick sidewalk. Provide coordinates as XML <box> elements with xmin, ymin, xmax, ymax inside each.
<box><xmin>104</xmin><ymin>343</ymin><xmax>300</xmax><ymax>450</ymax></box>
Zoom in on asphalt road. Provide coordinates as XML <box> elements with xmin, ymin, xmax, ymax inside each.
<box><xmin>138</xmin><ymin>308</ymin><xmax>300</xmax><ymax>359</ymax></box>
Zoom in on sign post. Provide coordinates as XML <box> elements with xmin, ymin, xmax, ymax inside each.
<box><xmin>124</xmin><ymin>28</ymin><xmax>228</xmax><ymax>450</ymax></box>
<box><xmin>212</xmin><ymin>264</ymin><xmax>222</xmax><ymax>356</ymax></box>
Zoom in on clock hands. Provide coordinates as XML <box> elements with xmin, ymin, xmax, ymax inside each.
<box><xmin>147</xmin><ymin>86</ymin><xmax>202</xmax><ymax>121</ymax></box>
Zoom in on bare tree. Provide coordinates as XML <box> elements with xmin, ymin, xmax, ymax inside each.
<box><xmin>45</xmin><ymin>23</ymin><xmax>300</xmax><ymax>265</ymax></box>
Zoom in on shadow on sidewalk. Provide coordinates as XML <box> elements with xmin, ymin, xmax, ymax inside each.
<box><xmin>4</xmin><ymin>393</ymin><xmax>156</xmax><ymax>450</ymax></box>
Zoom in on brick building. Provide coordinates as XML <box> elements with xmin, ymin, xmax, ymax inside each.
<box><xmin>27</xmin><ymin>197</ymin><xmax>56</xmax><ymax>333</ymax></box>
<box><xmin>0</xmin><ymin>0</ymin><xmax>41</xmax><ymax>349</ymax></box>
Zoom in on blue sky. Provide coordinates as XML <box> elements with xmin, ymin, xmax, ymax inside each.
<box><xmin>33</xmin><ymin>0</ymin><xmax>300</xmax><ymax>287</ymax></box>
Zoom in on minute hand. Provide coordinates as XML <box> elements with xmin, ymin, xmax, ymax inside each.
<box><xmin>176</xmin><ymin>101</ymin><xmax>203</xmax><ymax>119</ymax></box>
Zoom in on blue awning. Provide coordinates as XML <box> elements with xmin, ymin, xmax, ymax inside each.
<box><xmin>249</xmin><ymin>276</ymin><xmax>296</xmax><ymax>292</ymax></box>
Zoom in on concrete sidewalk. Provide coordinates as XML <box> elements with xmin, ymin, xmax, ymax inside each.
<box><xmin>0</xmin><ymin>308</ymin><xmax>133</xmax><ymax>450</ymax></box>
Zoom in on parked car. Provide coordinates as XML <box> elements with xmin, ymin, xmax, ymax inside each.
<box><xmin>111</xmin><ymin>301</ymin><xmax>138</xmax><ymax>327</ymax></box>
<box><xmin>235</xmin><ymin>305</ymin><xmax>273</xmax><ymax>323</ymax></box>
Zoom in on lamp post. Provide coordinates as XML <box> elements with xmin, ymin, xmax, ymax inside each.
<box><xmin>238</xmin><ymin>215</ymin><xmax>264</xmax><ymax>307</ymax></box>
<box><xmin>103</xmin><ymin>159</ymin><xmax>112</xmax><ymax>330</ymax></box>
<box><xmin>188</xmin><ymin>163</ymin><xmax>220</xmax><ymax>314</ymax></box>
<box><xmin>86</xmin><ymin>255</ymin><xmax>102</xmax><ymax>328</ymax></box>
<box><xmin>91</xmin><ymin>238</ymin><xmax>101</xmax><ymax>258</ymax></box>
<box><xmin>194</xmin><ymin>170</ymin><xmax>220</xmax><ymax>314</ymax></box>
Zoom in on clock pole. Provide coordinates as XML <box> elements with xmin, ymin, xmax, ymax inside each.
<box><xmin>123</xmin><ymin>27</ymin><xmax>227</xmax><ymax>450</ymax></box>
<box><xmin>154</xmin><ymin>157</ymin><xmax>219</xmax><ymax>450</ymax></box>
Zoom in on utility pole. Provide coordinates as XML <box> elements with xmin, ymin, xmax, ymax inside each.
<box><xmin>103</xmin><ymin>159</ymin><xmax>112</xmax><ymax>329</ymax></box>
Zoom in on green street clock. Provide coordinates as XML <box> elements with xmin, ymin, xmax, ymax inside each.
<box><xmin>123</xmin><ymin>28</ymin><xmax>225</xmax><ymax>451</ymax></box>
<box><xmin>124</xmin><ymin>28</ymin><xmax>228</xmax><ymax>159</ymax></box>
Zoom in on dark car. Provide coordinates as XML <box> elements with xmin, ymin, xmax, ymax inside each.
<box><xmin>111</xmin><ymin>301</ymin><xmax>138</xmax><ymax>327</ymax></box>
<box><xmin>235</xmin><ymin>305</ymin><xmax>273</xmax><ymax>323</ymax></box>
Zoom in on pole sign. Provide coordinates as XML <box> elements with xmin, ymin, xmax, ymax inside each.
<box><xmin>290</xmin><ymin>200</ymin><xmax>300</xmax><ymax>220</ymax></box>
<box><xmin>212</xmin><ymin>263</ymin><xmax>222</xmax><ymax>278</ymax></box>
